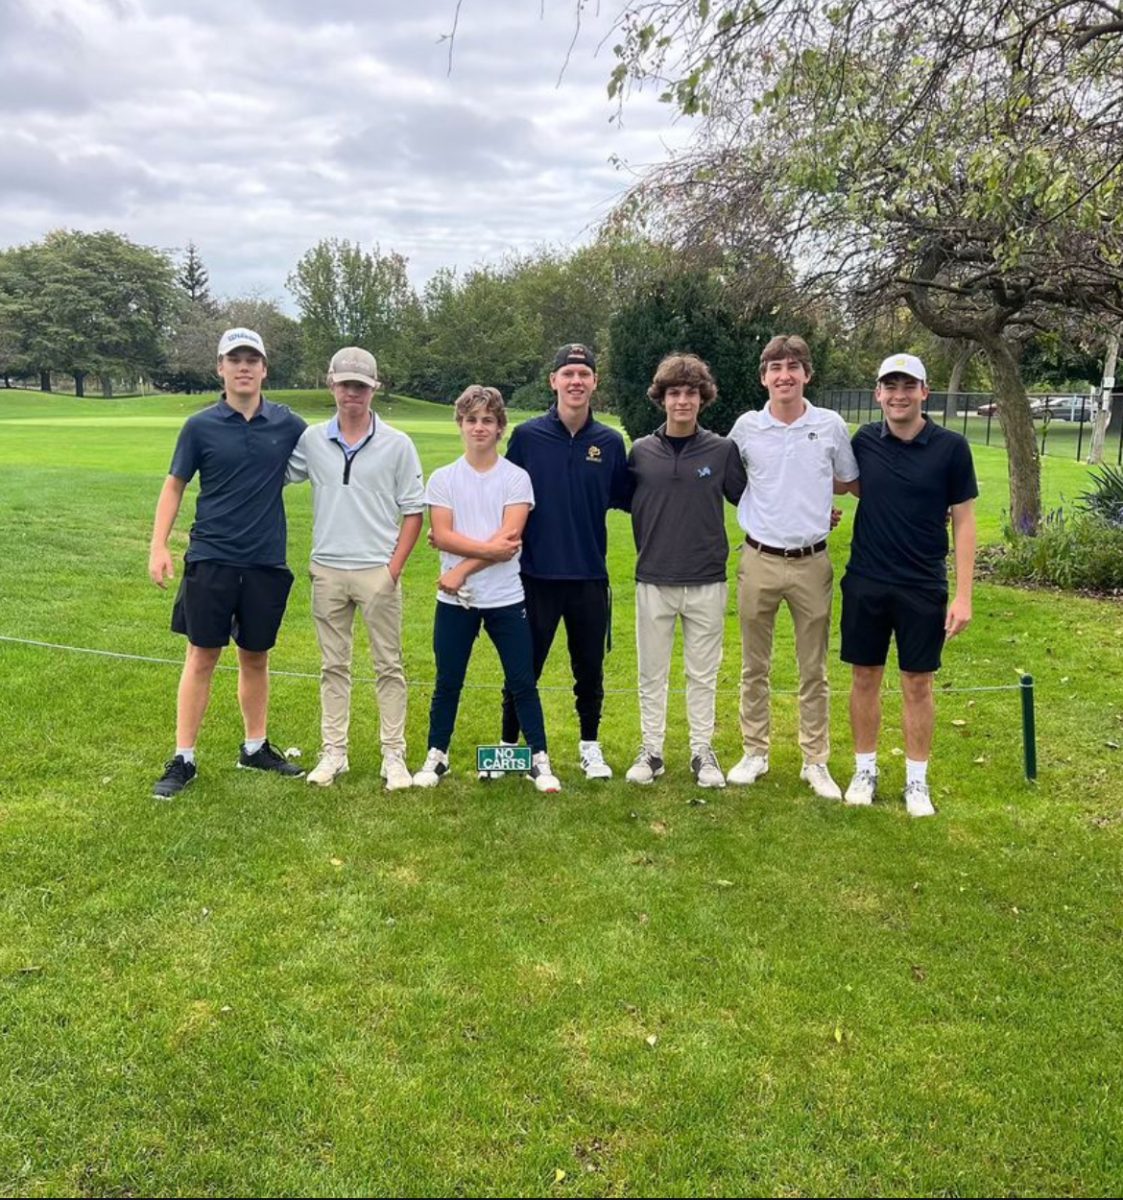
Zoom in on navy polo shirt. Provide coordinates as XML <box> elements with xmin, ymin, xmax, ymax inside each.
<box><xmin>506</xmin><ymin>405</ymin><xmax>631</xmax><ymax>580</ymax></box>
<box><xmin>169</xmin><ymin>395</ymin><xmax>307</xmax><ymax>566</ymax></box>
<box><xmin>846</xmin><ymin>418</ymin><xmax>978</xmax><ymax>587</ymax></box>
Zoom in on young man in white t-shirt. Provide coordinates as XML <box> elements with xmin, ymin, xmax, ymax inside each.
<box><xmin>413</xmin><ymin>386</ymin><xmax>561</xmax><ymax>793</ymax></box>
<box><xmin>727</xmin><ymin>334</ymin><xmax>859</xmax><ymax>799</ymax></box>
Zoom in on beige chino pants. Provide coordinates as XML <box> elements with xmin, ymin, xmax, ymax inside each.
<box><xmin>635</xmin><ymin>581</ymin><xmax>727</xmax><ymax>756</ymax></box>
<box><xmin>310</xmin><ymin>562</ymin><xmax>407</xmax><ymax>755</ymax></box>
<box><xmin>737</xmin><ymin>544</ymin><xmax>833</xmax><ymax>763</ymax></box>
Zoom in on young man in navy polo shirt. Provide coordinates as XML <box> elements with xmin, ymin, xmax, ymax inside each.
<box><xmin>498</xmin><ymin>343</ymin><xmax>631</xmax><ymax>780</ymax></box>
<box><xmin>148</xmin><ymin>328</ymin><xmax>308</xmax><ymax>798</ymax></box>
<box><xmin>840</xmin><ymin>353</ymin><xmax>978</xmax><ymax>817</ymax></box>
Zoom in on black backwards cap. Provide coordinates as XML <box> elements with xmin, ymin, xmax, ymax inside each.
<box><xmin>553</xmin><ymin>343</ymin><xmax>597</xmax><ymax>371</ymax></box>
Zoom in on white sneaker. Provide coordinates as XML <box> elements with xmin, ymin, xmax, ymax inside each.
<box><xmin>727</xmin><ymin>753</ymin><xmax>769</xmax><ymax>785</ymax></box>
<box><xmin>412</xmin><ymin>748</ymin><xmax>449</xmax><ymax>788</ymax></box>
<box><xmin>479</xmin><ymin>740</ymin><xmax>516</xmax><ymax>781</ymax></box>
<box><xmin>800</xmin><ymin>761</ymin><xmax>843</xmax><ymax>800</ymax></box>
<box><xmin>579</xmin><ymin>740</ymin><xmax>613</xmax><ymax>780</ymax></box>
<box><xmin>904</xmin><ymin>781</ymin><xmax>936</xmax><ymax>818</ymax></box>
<box><xmin>844</xmin><ymin>769</ymin><xmax>878</xmax><ymax>806</ymax></box>
<box><xmin>529</xmin><ymin>751</ymin><xmax>561</xmax><ymax>793</ymax></box>
<box><xmin>307</xmin><ymin>748</ymin><xmax>348</xmax><ymax>787</ymax></box>
<box><xmin>381</xmin><ymin>751</ymin><xmax>412</xmax><ymax>791</ymax></box>
<box><xmin>691</xmin><ymin>745</ymin><xmax>726</xmax><ymax>789</ymax></box>
<box><xmin>625</xmin><ymin>747</ymin><xmax>665</xmax><ymax>785</ymax></box>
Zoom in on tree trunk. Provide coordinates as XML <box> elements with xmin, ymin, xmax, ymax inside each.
<box><xmin>101</xmin><ymin>375</ymin><xmax>114</xmax><ymax>398</ymax></box>
<box><xmin>977</xmin><ymin>333</ymin><xmax>1041</xmax><ymax>534</ymax></box>
<box><xmin>946</xmin><ymin>342</ymin><xmax>973</xmax><ymax>419</ymax></box>
<box><xmin>1088</xmin><ymin>329</ymin><xmax>1119</xmax><ymax>466</ymax></box>
<box><xmin>74</xmin><ymin>371</ymin><xmax>86</xmax><ymax>398</ymax></box>
<box><xmin>40</xmin><ymin>370</ymin><xmax>52</xmax><ymax>392</ymax></box>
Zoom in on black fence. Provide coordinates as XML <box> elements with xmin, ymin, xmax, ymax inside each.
<box><xmin>820</xmin><ymin>390</ymin><xmax>1123</xmax><ymax>464</ymax></box>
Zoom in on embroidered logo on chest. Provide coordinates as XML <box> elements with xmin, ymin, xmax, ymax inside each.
<box><xmin>696</xmin><ymin>465</ymin><xmax>712</xmax><ymax>478</ymax></box>
<box><xmin>586</xmin><ymin>445</ymin><xmax>602</xmax><ymax>463</ymax></box>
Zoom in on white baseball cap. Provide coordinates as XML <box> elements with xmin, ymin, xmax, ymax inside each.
<box><xmin>328</xmin><ymin>346</ymin><xmax>379</xmax><ymax>388</ymax></box>
<box><xmin>876</xmin><ymin>353</ymin><xmax>926</xmax><ymax>383</ymax></box>
<box><xmin>217</xmin><ymin>327</ymin><xmax>267</xmax><ymax>358</ymax></box>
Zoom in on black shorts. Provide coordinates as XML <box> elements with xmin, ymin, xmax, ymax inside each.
<box><xmin>171</xmin><ymin>560</ymin><xmax>294</xmax><ymax>652</ymax></box>
<box><xmin>839</xmin><ymin>573</ymin><xmax>947</xmax><ymax>674</ymax></box>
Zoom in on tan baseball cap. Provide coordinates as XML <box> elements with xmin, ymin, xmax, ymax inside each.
<box><xmin>328</xmin><ymin>347</ymin><xmax>378</xmax><ymax>387</ymax></box>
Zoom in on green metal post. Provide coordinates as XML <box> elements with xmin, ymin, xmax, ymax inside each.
<box><xmin>1021</xmin><ymin>674</ymin><xmax>1037</xmax><ymax>781</ymax></box>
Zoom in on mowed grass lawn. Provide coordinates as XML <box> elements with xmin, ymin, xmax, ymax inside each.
<box><xmin>1</xmin><ymin>387</ymin><xmax>1121</xmax><ymax>1197</ymax></box>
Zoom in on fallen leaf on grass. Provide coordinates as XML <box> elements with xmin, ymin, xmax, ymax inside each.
<box><xmin>1106</xmin><ymin>742</ymin><xmax>1121</xmax><ymax>751</ymax></box>
<box><xmin>688</xmin><ymin>796</ymin><xmax>708</xmax><ymax>806</ymax></box>
<box><xmin>951</xmin><ymin>719</ymin><xmax>967</xmax><ymax>728</ymax></box>
<box><xmin>553</xmin><ymin>1168</ymin><xmax>567</xmax><ymax>1184</ymax></box>
<box><xmin>645</xmin><ymin>1034</ymin><xmax>658</xmax><ymax>1048</ymax></box>
<box><xmin>18</xmin><ymin>965</ymin><xmax>43</xmax><ymax>975</ymax></box>
<box><xmin>891</xmin><ymin>747</ymin><xmax>904</xmax><ymax>756</ymax></box>
<box><xmin>649</xmin><ymin>820</ymin><xmax>668</xmax><ymax>836</ymax></box>
<box><xmin>330</xmin><ymin>858</ymin><xmax>344</xmax><ymax>868</ymax></box>
<box><xmin>911</xmin><ymin>964</ymin><xmax>927</xmax><ymax>982</ymax></box>
<box><xmin>974</xmin><ymin>756</ymin><xmax>987</xmax><ymax>764</ymax></box>
<box><xmin>636</xmin><ymin>912</ymin><xmax>649</xmax><ymax>925</ymax></box>
<box><xmin>833</xmin><ymin>1026</ymin><xmax>843</xmax><ymax>1044</ymax></box>
<box><xmin>714</xmin><ymin>879</ymin><xmax>735</xmax><ymax>888</ymax></box>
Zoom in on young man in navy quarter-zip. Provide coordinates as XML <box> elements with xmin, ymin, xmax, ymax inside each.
<box><xmin>497</xmin><ymin>343</ymin><xmax>631</xmax><ymax>780</ymax></box>
<box><xmin>285</xmin><ymin>347</ymin><xmax>425</xmax><ymax>791</ymax></box>
<box><xmin>148</xmin><ymin>328</ymin><xmax>308</xmax><ymax>798</ymax></box>
<box><xmin>626</xmin><ymin>353</ymin><xmax>747</xmax><ymax>789</ymax></box>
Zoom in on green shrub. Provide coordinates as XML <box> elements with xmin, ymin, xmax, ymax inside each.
<box><xmin>988</xmin><ymin>509</ymin><xmax>1123</xmax><ymax>591</ymax></box>
<box><xmin>1078</xmin><ymin>464</ymin><xmax>1123</xmax><ymax>528</ymax></box>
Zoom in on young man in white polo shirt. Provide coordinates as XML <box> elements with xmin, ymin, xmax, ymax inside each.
<box><xmin>286</xmin><ymin>347</ymin><xmax>425</xmax><ymax>790</ymax></box>
<box><xmin>727</xmin><ymin>334</ymin><xmax>859</xmax><ymax>798</ymax></box>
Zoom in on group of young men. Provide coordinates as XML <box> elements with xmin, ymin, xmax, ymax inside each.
<box><xmin>148</xmin><ymin>328</ymin><xmax>977</xmax><ymax>819</ymax></box>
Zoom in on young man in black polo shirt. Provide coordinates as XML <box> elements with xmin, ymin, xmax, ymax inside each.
<box><xmin>148</xmin><ymin>328</ymin><xmax>308</xmax><ymax>798</ymax></box>
<box><xmin>498</xmin><ymin>343</ymin><xmax>631</xmax><ymax>780</ymax></box>
<box><xmin>840</xmin><ymin>353</ymin><xmax>978</xmax><ymax>817</ymax></box>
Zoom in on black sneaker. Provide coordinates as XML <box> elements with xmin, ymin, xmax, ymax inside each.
<box><xmin>237</xmin><ymin>740</ymin><xmax>305</xmax><ymax>777</ymax></box>
<box><xmin>153</xmin><ymin>755</ymin><xmax>197</xmax><ymax>799</ymax></box>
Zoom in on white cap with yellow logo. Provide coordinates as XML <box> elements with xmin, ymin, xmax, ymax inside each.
<box><xmin>876</xmin><ymin>353</ymin><xmax>926</xmax><ymax>383</ymax></box>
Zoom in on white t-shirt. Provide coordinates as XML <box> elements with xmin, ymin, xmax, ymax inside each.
<box><xmin>425</xmin><ymin>455</ymin><xmax>535</xmax><ymax>608</ymax></box>
<box><xmin>729</xmin><ymin>400</ymin><xmax>859</xmax><ymax>548</ymax></box>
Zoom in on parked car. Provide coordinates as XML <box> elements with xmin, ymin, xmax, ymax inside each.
<box><xmin>1030</xmin><ymin>396</ymin><xmax>1086</xmax><ymax>421</ymax></box>
<box><xmin>976</xmin><ymin>402</ymin><xmax>999</xmax><ymax>416</ymax></box>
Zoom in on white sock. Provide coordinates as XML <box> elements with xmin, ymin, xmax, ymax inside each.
<box><xmin>176</xmin><ymin>747</ymin><xmax>196</xmax><ymax>764</ymax></box>
<box><xmin>856</xmin><ymin>752</ymin><xmax>877</xmax><ymax>775</ymax></box>
<box><xmin>243</xmin><ymin>736</ymin><xmax>265</xmax><ymax>754</ymax></box>
<box><xmin>906</xmin><ymin>758</ymin><xmax>928</xmax><ymax>786</ymax></box>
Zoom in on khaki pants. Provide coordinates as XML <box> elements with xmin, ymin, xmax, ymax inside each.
<box><xmin>635</xmin><ymin>581</ymin><xmax>727</xmax><ymax>755</ymax></box>
<box><xmin>310</xmin><ymin>562</ymin><xmax>406</xmax><ymax>755</ymax></box>
<box><xmin>737</xmin><ymin>545</ymin><xmax>833</xmax><ymax>763</ymax></box>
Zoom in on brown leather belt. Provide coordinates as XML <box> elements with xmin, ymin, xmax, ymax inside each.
<box><xmin>746</xmin><ymin>535</ymin><xmax>827</xmax><ymax>558</ymax></box>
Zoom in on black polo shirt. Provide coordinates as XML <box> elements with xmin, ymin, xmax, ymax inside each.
<box><xmin>170</xmin><ymin>394</ymin><xmax>307</xmax><ymax>567</ymax></box>
<box><xmin>846</xmin><ymin>418</ymin><xmax>977</xmax><ymax>587</ymax></box>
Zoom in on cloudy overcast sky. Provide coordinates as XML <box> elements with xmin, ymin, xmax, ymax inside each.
<box><xmin>0</xmin><ymin>0</ymin><xmax>695</xmax><ymax>305</ymax></box>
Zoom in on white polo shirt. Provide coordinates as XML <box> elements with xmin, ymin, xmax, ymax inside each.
<box><xmin>729</xmin><ymin>400</ymin><xmax>858</xmax><ymax>549</ymax></box>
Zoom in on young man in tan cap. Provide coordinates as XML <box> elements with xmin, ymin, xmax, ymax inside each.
<box><xmin>149</xmin><ymin>327</ymin><xmax>307</xmax><ymax>798</ymax></box>
<box><xmin>841</xmin><ymin>353</ymin><xmax>978</xmax><ymax>817</ymax></box>
<box><xmin>286</xmin><ymin>347</ymin><xmax>425</xmax><ymax>790</ymax></box>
